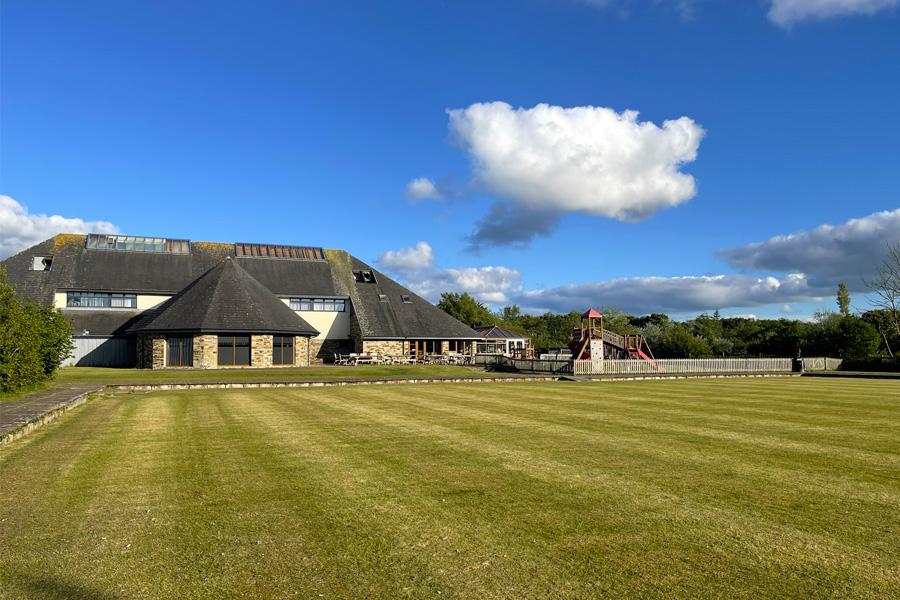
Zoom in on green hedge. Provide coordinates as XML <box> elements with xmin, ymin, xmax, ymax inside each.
<box><xmin>840</xmin><ymin>357</ymin><xmax>900</xmax><ymax>372</ymax></box>
<box><xmin>0</xmin><ymin>268</ymin><xmax>73</xmax><ymax>393</ymax></box>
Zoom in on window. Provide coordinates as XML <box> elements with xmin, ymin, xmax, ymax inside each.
<box><xmin>86</xmin><ymin>234</ymin><xmax>189</xmax><ymax>254</ymax></box>
<box><xmin>218</xmin><ymin>335</ymin><xmax>251</xmax><ymax>366</ymax></box>
<box><xmin>31</xmin><ymin>256</ymin><xmax>53</xmax><ymax>271</ymax></box>
<box><xmin>110</xmin><ymin>293</ymin><xmax>137</xmax><ymax>308</ymax></box>
<box><xmin>235</xmin><ymin>243</ymin><xmax>325</xmax><ymax>261</ymax></box>
<box><xmin>167</xmin><ymin>336</ymin><xmax>193</xmax><ymax>367</ymax></box>
<box><xmin>400</xmin><ymin>295</ymin><xmax>412</xmax><ymax>304</ymax></box>
<box><xmin>66</xmin><ymin>291</ymin><xmax>137</xmax><ymax>308</ymax></box>
<box><xmin>378</xmin><ymin>294</ymin><xmax>388</xmax><ymax>302</ymax></box>
<box><xmin>353</xmin><ymin>270</ymin><xmax>376</xmax><ymax>283</ymax></box>
<box><xmin>272</xmin><ymin>335</ymin><xmax>294</xmax><ymax>365</ymax></box>
<box><xmin>289</xmin><ymin>298</ymin><xmax>345</xmax><ymax>312</ymax></box>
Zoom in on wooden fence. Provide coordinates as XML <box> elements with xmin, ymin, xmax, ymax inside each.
<box><xmin>573</xmin><ymin>357</ymin><xmax>793</xmax><ymax>376</ymax></box>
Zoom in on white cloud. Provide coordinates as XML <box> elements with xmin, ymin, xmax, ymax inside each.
<box><xmin>518</xmin><ymin>273</ymin><xmax>829</xmax><ymax>315</ymax></box>
<box><xmin>448</xmin><ymin>102</ymin><xmax>704</xmax><ymax>246</ymax></box>
<box><xmin>768</xmin><ymin>0</ymin><xmax>898</xmax><ymax>26</ymax></box>
<box><xmin>719</xmin><ymin>208</ymin><xmax>900</xmax><ymax>290</ymax></box>
<box><xmin>0</xmin><ymin>195</ymin><xmax>119</xmax><ymax>259</ymax></box>
<box><xmin>377</xmin><ymin>241</ymin><xmax>434</xmax><ymax>274</ymax></box>
<box><xmin>378</xmin><ymin>241</ymin><xmax>522</xmax><ymax>304</ymax></box>
<box><xmin>410</xmin><ymin>266</ymin><xmax>524</xmax><ymax>304</ymax></box>
<box><xmin>405</xmin><ymin>177</ymin><xmax>442</xmax><ymax>201</ymax></box>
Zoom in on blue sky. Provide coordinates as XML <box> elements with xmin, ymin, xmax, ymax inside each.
<box><xmin>2</xmin><ymin>0</ymin><xmax>899</xmax><ymax>319</ymax></box>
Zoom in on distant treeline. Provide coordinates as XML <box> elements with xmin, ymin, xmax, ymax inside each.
<box><xmin>437</xmin><ymin>292</ymin><xmax>896</xmax><ymax>359</ymax></box>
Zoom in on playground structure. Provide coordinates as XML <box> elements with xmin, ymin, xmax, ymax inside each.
<box><xmin>569</xmin><ymin>308</ymin><xmax>659</xmax><ymax>368</ymax></box>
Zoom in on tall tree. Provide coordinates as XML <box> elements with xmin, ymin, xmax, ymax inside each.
<box><xmin>865</xmin><ymin>242</ymin><xmax>900</xmax><ymax>337</ymax></box>
<box><xmin>436</xmin><ymin>292</ymin><xmax>495</xmax><ymax>328</ymax></box>
<box><xmin>837</xmin><ymin>282</ymin><xmax>851</xmax><ymax>317</ymax></box>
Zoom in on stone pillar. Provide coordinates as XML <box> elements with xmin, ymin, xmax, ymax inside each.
<box><xmin>309</xmin><ymin>338</ymin><xmax>324</xmax><ymax>364</ymax></box>
<box><xmin>251</xmin><ymin>335</ymin><xmax>273</xmax><ymax>368</ymax></box>
<box><xmin>193</xmin><ymin>335</ymin><xmax>218</xmax><ymax>369</ymax></box>
<box><xmin>149</xmin><ymin>336</ymin><xmax>166</xmax><ymax>369</ymax></box>
<box><xmin>295</xmin><ymin>335</ymin><xmax>310</xmax><ymax>367</ymax></box>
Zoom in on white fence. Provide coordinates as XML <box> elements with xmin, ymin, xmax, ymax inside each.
<box><xmin>801</xmin><ymin>357</ymin><xmax>843</xmax><ymax>371</ymax></box>
<box><xmin>573</xmin><ymin>357</ymin><xmax>793</xmax><ymax>376</ymax></box>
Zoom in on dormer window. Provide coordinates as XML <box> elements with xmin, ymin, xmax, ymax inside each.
<box><xmin>400</xmin><ymin>295</ymin><xmax>412</xmax><ymax>304</ymax></box>
<box><xmin>32</xmin><ymin>256</ymin><xmax>53</xmax><ymax>271</ymax></box>
<box><xmin>353</xmin><ymin>270</ymin><xmax>376</xmax><ymax>283</ymax></box>
<box><xmin>378</xmin><ymin>294</ymin><xmax>388</xmax><ymax>302</ymax></box>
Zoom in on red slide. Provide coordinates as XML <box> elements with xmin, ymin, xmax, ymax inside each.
<box><xmin>636</xmin><ymin>347</ymin><xmax>663</xmax><ymax>371</ymax></box>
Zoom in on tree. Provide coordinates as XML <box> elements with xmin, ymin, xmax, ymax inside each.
<box><xmin>0</xmin><ymin>268</ymin><xmax>73</xmax><ymax>393</ymax></box>
<box><xmin>500</xmin><ymin>305</ymin><xmax>522</xmax><ymax>321</ymax></box>
<box><xmin>837</xmin><ymin>316</ymin><xmax>880</xmax><ymax>359</ymax></box>
<box><xmin>861</xmin><ymin>309</ymin><xmax>896</xmax><ymax>358</ymax></box>
<box><xmin>436</xmin><ymin>292</ymin><xmax>496</xmax><ymax>328</ymax></box>
<box><xmin>837</xmin><ymin>282</ymin><xmax>851</xmax><ymax>317</ymax></box>
<box><xmin>865</xmin><ymin>242</ymin><xmax>900</xmax><ymax>337</ymax></box>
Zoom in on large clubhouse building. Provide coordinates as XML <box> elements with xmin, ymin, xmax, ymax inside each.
<box><xmin>2</xmin><ymin>233</ymin><xmax>479</xmax><ymax>369</ymax></box>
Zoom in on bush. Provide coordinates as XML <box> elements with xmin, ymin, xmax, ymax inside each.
<box><xmin>0</xmin><ymin>268</ymin><xmax>73</xmax><ymax>393</ymax></box>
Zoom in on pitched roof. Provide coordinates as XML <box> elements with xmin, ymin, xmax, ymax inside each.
<box><xmin>2</xmin><ymin>234</ymin><xmax>479</xmax><ymax>340</ymax></box>
<box><xmin>63</xmin><ymin>310</ymin><xmax>146</xmax><ymax>337</ymax></box>
<box><xmin>583</xmin><ymin>308</ymin><xmax>603</xmax><ymax>318</ymax></box>
<box><xmin>128</xmin><ymin>258</ymin><xmax>318</xmax><ymax>335</ymax></box>
<box><xmin>473</xmin><ymin>325</ymin><xmax>529</xmax><ymax>340</ymax></box>
<box><xmin>0</xmin><ymin>235</ymin><xmax>337</xmax><ymax>303</ymax></box>
<box><xmin>327</xmin><ymin>250</ymin><xmax>479</xmax><ymax>340</ymax></box>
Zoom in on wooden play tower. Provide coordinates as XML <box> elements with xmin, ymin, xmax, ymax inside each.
<box><xmin>569</xmin><ymin>308</ymin><xmax>658</xmax><ymax>366</ymax></box>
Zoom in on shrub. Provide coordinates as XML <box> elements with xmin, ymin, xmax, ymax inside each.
<box><xmin>0</xmin><ymin>268</ymin><xmax>73</xmax><ymax>393</ymax></box>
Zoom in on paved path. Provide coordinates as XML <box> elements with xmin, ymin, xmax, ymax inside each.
<box><xmin>0</xmin><ymin>384</ymin><xmax>103</xmax><ymax>444</ymax></box>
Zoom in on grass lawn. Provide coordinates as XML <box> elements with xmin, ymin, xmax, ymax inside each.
<box><xmin>1</xmin><ymin>378</ymin><xmax>898</xmax><ymax>598</ymax></box>
<box><xmin>50</xmin><ymin>364</ymin><xmax>500</xmax><ymax>386</ymax></box>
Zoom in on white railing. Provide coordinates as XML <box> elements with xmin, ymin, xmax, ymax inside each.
<box><xmin>573</xmin><ymin>357</ymin><xmax>792</xmax><ymax>376</ymax></box>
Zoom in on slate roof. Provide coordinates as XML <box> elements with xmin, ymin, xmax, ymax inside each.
<box><xmin>325</xmin><ymin>250</ymin><xmax>479</xmax><ymax>340</ymax></box>
<box><xmin>2</xmin><ymin>234</ymin><xmax>478</xmax><ymax>340</ymax></box>
<box><xmin>473</xmin><ymin>325</ymin><xmax>530</xmax><ymax>340</ymax></box>
<box><xmin>62</xmin><ymin>310</ymin><xmax>146</xmax><ymax>337</ymax></box>
<box><xmin>128</xmin><ymin>258</ymin><xmax>319</xmax><ymax>335</ymax></box>
<box><xmin>0</xmin><ymin>236</ymin><xmax>337</xmax><ymax>303</ymax></box>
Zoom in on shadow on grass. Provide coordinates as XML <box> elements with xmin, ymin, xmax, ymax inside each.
<box><xmin>4</xmin><ymin>572</ymin><xmax>122</xmax><ymax>600</ymax></box>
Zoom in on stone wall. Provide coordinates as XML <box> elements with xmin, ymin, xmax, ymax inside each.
<box><xmin>138</xmin><ymin>333</ymin><xmax>321</xmax><ymax>369</ymax></box>
<box><xmin>193</xmin><ymin>335</ymin><xmax>218</xmax><ymax>369</ymax></box>
<box><xmin>251</xmin><ymin>335</ymin><xmax>273</xmax><ymax>368</ymax></box>
<box><xmin>136</xmin><ymin>334</ymin><xmax>165</xmax><ymax>369</ymax></box>
<box><xmin>362</xmin><ymin>340</ymin><xmax>404</xmax><ymax>356</ymax></box>
<box><xmin>295</xmin><ymin>335</ymin><xmax>310</xmax><ymax>367</ymax></box>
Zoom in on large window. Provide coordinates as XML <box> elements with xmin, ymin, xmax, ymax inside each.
<box><xmin>66</xmin><ymin>291</ymin><xmax>137</xmax><ymax>308</ymax></box>
<box><xmin>86</xmin><ymin>234</ymin><xmax>189</xmax><ymax>254</ymax></box>
<box><xmin>218</xmin><ymin>335</ymin><xmax>251</xmax><ymax>366</ymax></box>
<box><xmin>272</xmin><ymin>335</ymin><xmax>294</xmax><ymax>365</ymax></box>
<box><xmin>289</xmin><ymin>298</ymin><xmax>345</xmax><ymax>312</ymax></box>
<box><xmin>167</xmin><ymin>336</ymin><xmax>193</xmax><ymax>367</ymax></box>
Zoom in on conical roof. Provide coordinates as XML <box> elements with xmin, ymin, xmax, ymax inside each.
<box><xmin>129</xmin><ymin>258</ymin><xmax>318</xmax><ymax>335</ymax></box>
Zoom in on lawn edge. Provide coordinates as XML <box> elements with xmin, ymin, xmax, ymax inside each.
<box><xmin>1</xmin><ymin>372</ymin><xmax>800</xmax><ymax>447</ymax></box>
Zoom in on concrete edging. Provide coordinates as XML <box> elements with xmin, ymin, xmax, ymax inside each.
<box><xmin>111</xmin><ymin>371</ymin><xmax>797</xmax><ymax>392</ymax></box>
<box><xmin>0</xmin><ymin>389</ymin><xmax>100</xmax><ymax>446</ymax></box>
